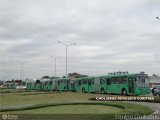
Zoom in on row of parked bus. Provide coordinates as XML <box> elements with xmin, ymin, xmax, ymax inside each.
<box><xmin>7</xmin><ymin>81</ymin><xmax>27</xmax><ymax>89</ymax></box>
<box><xmin>26</xmin><ymin>72</ymin><xmax>150</xmax><ymax>96</ymax></box>
<box><xmin>7</xmin><ymin>83</ymin><xmax>19</xmax><ymax>89</ymax></box>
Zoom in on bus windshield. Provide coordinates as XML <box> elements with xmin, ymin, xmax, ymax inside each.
<box><xmin>136</xmin><ymin>75</ymin><xmax>149</xmax><ymax>88</ymax></box>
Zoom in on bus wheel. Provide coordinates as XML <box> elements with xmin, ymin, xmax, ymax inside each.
<box><xmin>121</xmin><ymin>89</ymin><xmax>127</xmax><ymax>95</ymax></box>
<box><xmin>101</xmin><ymin>88</ymin><xmax>105</xmax><ymax>94</ymax></box>
<box><xmin>82</xmin><ymin>88</ymin><xmax>85</xmax><ymax>93</ymax></box>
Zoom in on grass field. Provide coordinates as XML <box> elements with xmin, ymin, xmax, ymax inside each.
<box><xmin>0</xmin><ymin>89</ymin><xmax>155</xmax><ymax>120</ymax></box>
<box><xmin>0</xmin><ymin>91</ymin><xmax>107</xmax><ymax>107</ymax></box>
<box><xmin>5</xmin><ymin>105</ymin><xmax>123</xmax><ymax>114</ymax></box>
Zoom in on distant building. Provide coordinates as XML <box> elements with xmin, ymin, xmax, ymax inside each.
<box><xmin>149</xmin><ymin>74</ymin><xmax>160</xmax><ymax>88</ymax></box>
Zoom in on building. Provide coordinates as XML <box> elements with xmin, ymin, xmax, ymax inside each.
<box><xmin>149</xmin><ymin>74</ymin><xmax>160</xmax><ymax>88</ymax></box>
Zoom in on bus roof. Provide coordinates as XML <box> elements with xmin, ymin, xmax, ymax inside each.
<box><xmin>56</xmin><ymin>78</ymin><xmax>70</xmax><ymax>80</ymax></box>
<box><xmin>105</xmin><ymin>73</ymin><xmax>136</xmax><ymax>77</ymax></box>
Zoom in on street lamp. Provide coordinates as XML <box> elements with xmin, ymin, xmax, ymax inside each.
<box><xmin>58</xmin><ymin>41</ymin><xmax>76</xmax><ymax>77</ymax></box>
<box><xmin>17</xmin><ymin>61</ymin><xmax>27</xmax><ymax>81</ymax></box>
<box><xmin>50</xmin><ymin>55</ymin><xmax>61</xmax><ymax>77</ymax></box>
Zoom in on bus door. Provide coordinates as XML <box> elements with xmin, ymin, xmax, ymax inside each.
<box><xmin>88</xmin><ymin>78</ymin><xmax>95</xmax><ymax>93</ymax></box>
<box><xmin>76</xmin><ymin>79</ymin><xmax>82</xmax><ymax>92</ymax></box>
<box><xmin>128</xmin><ymin>78</ymin><xmax>134</xmax><ymax>95</ymax></box>
<box><xmin>76</xmin><ymin>80</ymin><xmax>80</xmax><ymax>91</ymax></box>
<box><xmin>67</xmin><ymin>80</ymin><xmax>70</xmax><ymax>90</ymax></box>
<box><xmin>94</xmin><ymin>77</ymin><xmax>99</xmax><ymax>93</ymax></box>
<box><xmin>84</xmin><ymin>79</ymin><xmax>89</xmax><ymax>92</ymax></box>
<box><xmin>88</xmin><ymin>79</ymin><xmax>91</xmax><ymax>92</ymax></box>
<box><xmin>107</xmin><ymin>78</ymin><xmax>111</xmax><ymax>93</ymax></box>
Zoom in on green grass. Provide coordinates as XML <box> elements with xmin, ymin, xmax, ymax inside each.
<box><xmin>0</xmin><ymin>88</ymin><xmax>30</xmax><ymax>94</ymax></box>
<box><xmin>0</xmin><ymin>102</ymin><xmax>125</xmax><ymax>112</ymax></box>
<box><xmin>0</xmin><ymin>92</ymin><xmax>117</xmax><ymax>107</ymax></box>
<box><xmin>3</xmin><ymin>105</ymin><xmax>122</xmax><ymax>114</ymax></box>
<box><xmin>1</xmin><ymin>102</ymin><xmax>153</xmax><ymax>114</ymax></box>
<box><xmin>0</xmin><ymin>91</ymin><xmax>155</xmax><ymax>120</ymax></box>
<box><xmin>0</xmin><ymin>102</ymin><xmax>154</xmax><ymax>120</ymax></box>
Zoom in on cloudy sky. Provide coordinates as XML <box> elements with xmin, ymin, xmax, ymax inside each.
<box><xmin>0</xmin><ymin>0</ymin><xmax>160</xmax><ymax>80</ymax></box>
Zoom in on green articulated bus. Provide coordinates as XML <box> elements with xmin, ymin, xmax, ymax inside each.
<box><xmin>27</xmin><ymin>81</ymin><xmax>37</xmax><ymax>90</ymax></box>
<box><xmin>40</xmin><ymin>81</ymin><xmax>45</xmax><ymax>90</ymax></box>
<box><xmin>26</xmin><ymin>82</ymin><xmax>32</xmax><ymax>90</ymax></box>
<box><xmin>35</xmin><ymin>80</ymin><xmax>41</xmax><ymax>91</ymax></box>
<box><xmin>44</xmin><ymin>81</ymin><xmax>50</xmax><ymax>91</ymax></box>
<box><xmin>74</xmin><ymin>72</ymin><xmax>150</xmax><ymax>96</ymax></box>
<box><xmin>7</xmin><ymin>83</ymin><xmax>18</xmax><ymax>89</ymax></box>
<box><xmin>50</xmin><ymin>78</ymin><xmax>57</xmax><ymax>91</ymax></box>
<box><xmin>40</xmin><ymin>78</ymin><xmax>57</xmax><ymax>91</ymax></box>
<box><xmin>56</xmin><ymin>78</ymin><xmax>70</xmax><ymax>91</ymax></box>
<box><xmin>31</xmin><ymin>82</ymin><xmax>36</xmax><ymax>90</ymax></box>
<box><xmin>13</xmin><ymin>83</ymin><xmax>18</xmax><ymax>89</ymax></box>
<box><xmin>44</xmin><ymin>80</ymin><xmax>54</xmax><ymax>91</ymax></box>
<box><xmin>7</xmin><ymin>83</ymin><xmax>12</xmax><ymax>89</ymax></box>
<box><xmin>98</xmin><ymin>72</ymin><xmax>150</xmax><ymax>95</ymax></box>
<box><xmin>76</xmin><ymin>77</ymin><xmax>99</xmax><ymax>93</ymax></box>
<box><xmin>25</xmin><ymin>72</ymin><xmax>150</xmax><ymax>96</ymax></box>
<box><xmin>68</xmin><ymin>79</ymin><xmax>76</xmax><ymax>92</ymax></box>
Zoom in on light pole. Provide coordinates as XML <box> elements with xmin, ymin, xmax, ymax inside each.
<box><xmin>58</xmin><ymin>41</ymin><xmax>76</xmax><ymax>77</ymax></box>
<box><xmin>50</xmin><ymin>56</ymin><xmax>61</xmax><ymax>77</ymax></box>
<box><xmin>17</xmin><ymin>61</ymin><xmax>26</xmax><ymax>81</ymax></box>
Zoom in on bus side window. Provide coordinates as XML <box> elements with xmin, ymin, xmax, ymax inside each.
<box><xmin>117</xmin><ymin>77</ymin><xmax>122</xmax><ymax>84</ymax></box>
<box><xmin>88</xmin><ymin>79</ymin><xmax>91</xmax><ymax>85</ymax></box>
<box><xmin>107</xmin><ymin>78</ymin><xmax>111</xmax><ymax>85</ymax></box>
<box><xmin>81</xmin><ymin>80</ymin><xmax>84</xmax><ymax>84</ymax></box>
<box><xmin>111</xmin><ymin>78</ymin><xmax>115</xmax><ymax>84</ymax></box>
<box><xmin>122</xmin><ymin>78</ymin><xmax>127</xmax><ymax>84</ymax></box>
<box><xmin>67</xmin><ymin>80</ymin><xmax>69</xmax><ymax>84</ymax></box>
<box><xmin>100</xmin><ymin>77</ymin><xmax>106</xmax><ymax>84</ymax></box>
<box><xmin>84</xmin><ymin>80</ymin><xmax>87</xmax><ymax>84</ymax></box>
<box><xmin>78</xmin><ymin>81</ymin><xmax>81</xmax><ymax>85</ymax></box>
<box><xmin>50</xmin><ymin>81</ymin><xmax>53</xmax><ymax>85</ymax></box>
<box><xmin>91</xmin><ymin>79</ymin><xmax>94</xmax><ymax>84</ymax></box>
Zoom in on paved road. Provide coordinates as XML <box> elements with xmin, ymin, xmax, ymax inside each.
<box><xmin>127</xmin><ymin>101</ymin><xmax>160</xmax><ymax>114</ymax></box>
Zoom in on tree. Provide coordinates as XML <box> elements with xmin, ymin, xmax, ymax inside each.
<box><xmin>41</xmin><ymin>76</ymin><xmax>50</xmax><ymax>79</ymax></box>
<box><xmin>68</xmin><ymin>72</ymin><xmax>88</xmax><ymax>78</ymax></box>
<box><xmin>50</xmin><ymin>76</ymin><xmax>60</xmax><ymax>79</ymax></box>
